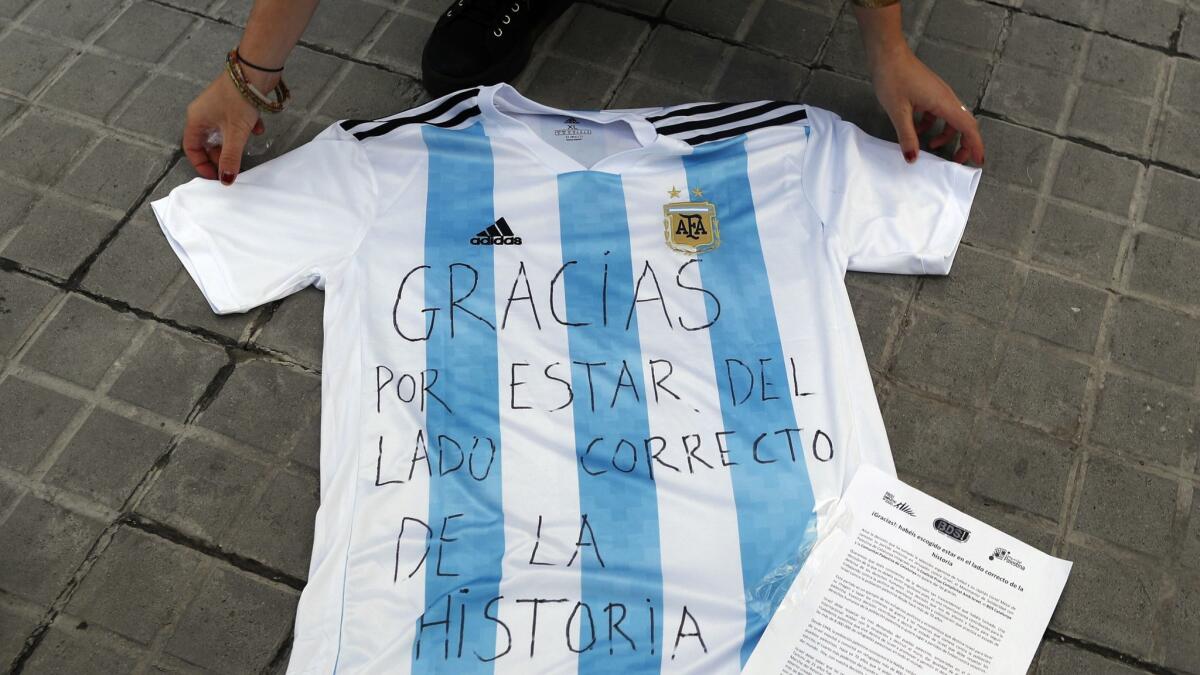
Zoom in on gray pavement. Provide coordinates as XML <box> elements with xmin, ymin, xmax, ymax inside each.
<box><xmin>1</xmin><ymin>0</ymin><xmax>1199</xmax><ymax>672</ymax></box>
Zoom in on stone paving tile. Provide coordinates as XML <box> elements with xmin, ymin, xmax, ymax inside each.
<box><xmin>368</xmin><ymin>9</ymin><xmax>434</xmax><ymax>76</ymax></box>
<box><xmin>4</xmin><ymin>0</ymin><xmax>1200</xmax><ymax>671</ymax></box>
<box><xmin>745</xmin><ymin>0</ymin><xmax>836</xmax><ymax>64</ymax></box>
<box><xmin>165</xmin><ymin>20</ymin><xmax>246</xmax><ymax>84</ymax></box>
<box><xmin>319</xmin><ymin>61</ymin><xmax>424</xmax><ymax>122</ymax></box>
<box><xmin>0</xmin><ymin>376</ymin><xmax>82</xmax><ymax>474</ymax></box>
<box><xmin>1074</xmin><ymin>457</ymin><xmax>1180</xmax><ymax>558</ymax></box>
<box><xmin>57</xmin><ymin>138</ymin><xmax>172</xmax><ymax>211</ymax></box>
<box><xmin>1051</xmin><ymin>142</ymin><xmax>1142</xmax><ymax>217</ymax></box>
<box><xmin>138</xmin><ymin>438</ymin><xmax>269</xmax><ymax>543</ymax></box>
<box><xmin>80</xmin><ymin>206</ymin><xmax>186</xmax><ymax>310</ymax></box>
<box><xmin>19</xmin><ymin>294</ymin><xmax>141</xmax><ymax>388</ymax></box>
<box><xmin>960</xmin><ymin>181</ymin><xmax>1036</xmax><ymax>255</ymax></box>
<box><xmin>159</xmin><ymin>281</ymin><xmax>258</xmax><ymax>341</ymax></box>
<box><xmin>1165</xmin><ymin>580</ymin><xmax>1200</xmax><ymax>670</ymax></box>
<box><xmin>0</xmin><ymin>194</ymin><xmax>117</xmax><ymax>280</ymax></box>
<box><xmin>1052</xmin><ymin>544</ymin><xmax>1161</xmax><ymax>659</ymax></box>
<box><xmin>113</xmin><ymin>74</ymin><xmax>205</xmax><ymax>146</ymax></box>
<box><xmin>1184</xmin><ymin>3</ymin><xmax>1200</xmax><ymax>58</ymax></box>
<box><xmin>1107</xmin><ymin>297</ymin><xmax>1200</xmax><ymax>387</ymax></box>
<box><xmin>1010</xmin><ymin>270</ymin><xmax>1107</xmax><ymax>353</ymax></box>
<box><xmin>989</xmin><ymin>339</ymin><xmax>1091</xmax><ymax>437</ymax></box>
<box><xmin>196</xmin><ymin>359</ymin><xmax>321</xmax><ymax>458</ymax></box>
<box><xmin>1128</xmin><ymin>231</ymin><xmax>1200</xmax><ymax>311</ymax></box>
<box><xmin>0</xmin><ymin>113</ymin><xmax>98</xmax><ymax>185</ymax></box>
<box><xmin>1143</xmin><ymin>166</ymin><xmax>1200</xmax><ymax>240</ymax></box>
<box><xmin>1154</xmin><ymin>58</ymin><xmax>1200</xmax><ymax>174</ymax></box>
<box><xmin>711</xmin><ymin>47</ymin><xmax>809</xmax><ymax>102</ymax></box>
<box><xmin>884</xmin><ymin>387</ymin><xmax>975</xmax><ymax>484</ymax></box>
<box><xmin>628</xmin><ymin>25</ymin><xmax>726</xmax><ymax>95</ymax></box>
<box><xmin>1031</xmin><ymin>203</ymin><xmax>1127</xmax><ymax>284</ymax></box>
<box><xmin>20</xmin><ymin>623</ymin><xmax>142</xmax><ymax>674</ymax></box>
<box><xmin>66</xmin><ymin>526</ymin><xmax>204</xmax><ymax>644</ymax></box>
<box><xmin>916</xmin><ymin>246</ymin><xmax>1017</xmax><ymax>323</ymax></box>
<box><xmin>0</xmin><ymin>494</ymin><xmax>105</xmax><ymax>605</ymax></box>
<box><xmin>95</xmin><ymin>1</ymin><xmax>196</xmax><ymax>63</ymax></box>
<box><xmin>968</xmin><ymin>415</ymin><xmax>1075</xmax><ymax>520</ymax></box>
<box><xmin>846</xmin><ymin>282</ymin><xmax>905</xmax><ymax>369</ymax></box>
<box><xmin>0</xmin><ymin>268</ymin><xmax>57</xmax><ymax>355</ymax></box>
<box><xmin>551</xmin><ymin>4</ymin><xmax>651</xmax><ymax>74</ymax></box>
<box><xmin>0</xmin><ymin>30</ymin><xmax>73</xmax><ymax>97</ymax></box>
<box><xmin>892</xmin><ymin>307</ymin><xmax>998</xmax><ymax>402</ymax></box>
<box><xmin>0</xmin><ymin>595</ymin><xmax>43</xmax><ymax>666</ymax></box>
<box><xmin>1088</xmin><ymin>372</ymin><xmax>1199</xmax><ymax>467</ymax></box>
<box><xmin>160</xmin><ymin>565</ymin><xmax>297</xmax><ymax>672</ymax></box>
<box><xmin>107</xmin><ymin>324</ymin><xmax>227</xmax><ymax>420</ymax></box>
<box><xmin>21</xmin><ymin>0</ymin><xmax>122</xmax><ymax>39</ymax></box>
<box><xmin>221</xmin><ymin>469</ymin><xmax>318</xmax><ymax>580</ymax></box>
<box><xmin>43</xmin><ymin>408</ymin><xmax>172</xmax><ymax>509</ymax></box>
<box><xmin>254</xmin><ymin>287</ymin><xmax>324</xmax><ymax>370</ymax></box>
<box><xmin>1033</xmin><ymin>639</ymin><xmax>1148</xmax><ymax>674</ymax></box>
<box><xmin>1184</xmin><ymin>495</ymin><xmax>1200</xmax><ymax>572</ymax></box>
<box><xmin>803</xmin><ymin>68</ymin><xmax>893</xmax><ymax>140</ymax></box>
<box><xmin>39</xmin><ymin>53</ymin><xmax>148</xmax><ymax>122</ymax></box>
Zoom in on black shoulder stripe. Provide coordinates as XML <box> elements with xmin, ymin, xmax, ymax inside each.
<box><xmin>426</xmin><ymin>105</ymin><xmax>481</xmax><ymax>129</ymax></box>
<box><xmin>646</xmin><ymin>101</ymin><xmax>742</xmax><ymax>124</ymax></box>
<box><xmin>344</xmin><ymin>88</ymin><xmax>480</xmax><ymax>139</ymax></box>
<box><xmin>654</xmin><ymin>100</ymin><xmax>796</xmax><ymax>136</ymax></box>
<box><xmin>681</xmin><ymin>108</ymin><xmax>809</xmax><ymax>146</ymax></box>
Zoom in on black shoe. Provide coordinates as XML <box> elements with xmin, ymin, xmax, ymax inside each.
<box><xmin>421</xmin><ymin>0</ymin><xmax>573</xmax><ymax>97</ymax></box>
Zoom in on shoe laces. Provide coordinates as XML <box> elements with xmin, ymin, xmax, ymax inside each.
<box><xmin>444</xmin><ymin>0</ymin><xmax>529</xmax><ymax>38</ymax></box>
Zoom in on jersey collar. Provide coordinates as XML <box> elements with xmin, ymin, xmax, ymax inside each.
<box><xmin>478</xmin><ymin>82</ymin><xmax>693</xmax><ymax>174</ymax></box>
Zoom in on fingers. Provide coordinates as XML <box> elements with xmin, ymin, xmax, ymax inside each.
<box><xmin>884</xmin><ymin>103</ymin><xmax>920</xmax><ymax>164</ymax></box>
<box><xmin>216</xmin><ymin>124</ymin><xmax>249</xmax><ymax>186</ymax></box>
<box><xmin>182</xmin><ymin>123</ymin><xmax>218</xmax><ymax>180</ymax></box>
<box><xmin>915</xmin><ymin>111</ymin><xmax>938</xmax><ymax>136</ymax></box>
<box><xmin>928</xmin><ymin>121</ymin><xmax>957</xmax><ymax>150</ymax></box>
<box><xmin>934</xmin><ymin>101</ymin><xmax>985</xmax><ymax>165</ymax></box>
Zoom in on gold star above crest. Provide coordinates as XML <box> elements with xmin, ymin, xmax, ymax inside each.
<box><xmin>668</xmin><ymin>185</ymin><xmax>681</xmax><ymax>198</ymax></box>
<box><xmin>691</xmin><ymin>187</ymin><xmax>704</xmax><ymax>198</ymax></box>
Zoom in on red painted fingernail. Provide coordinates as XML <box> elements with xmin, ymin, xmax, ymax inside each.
<box><xmin>904</xmin><ymin>150</ymin><xmax>917</xmax><ymax>163</ymax></box>
<box><xmin>220</xmin><ymin>171</ymin><xmax>235</xmax><ymax>185</ymax></box>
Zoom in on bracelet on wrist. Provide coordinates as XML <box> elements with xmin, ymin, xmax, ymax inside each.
<box><xmin>234</xmin><ymin>46</ymin><xmax>285</xmax><ymax>73</ymax></box>
<box><xmin>225</xmin><ymin>49</ymin><xmax>290</xmax><ymax>113</ymax></box>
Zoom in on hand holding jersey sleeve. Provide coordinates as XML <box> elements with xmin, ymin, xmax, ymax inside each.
<box><xmin>151</xmin><ymin>125</ymin><xmax>378</xmax><ymax>314</ymax></box>
<box><xmin>801</xmin><ymin>110</ymin><xmax>981</xmax><ymax>275</ymax></box>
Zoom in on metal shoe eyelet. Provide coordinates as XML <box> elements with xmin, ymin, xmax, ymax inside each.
<box><xmin>494</xmin><ymin>27</ymin><xmax>503</xmax><ymax>36</ymax></box>
<box><xmin>501</xmin><ymin>14</ymin><xmax>510</xmax><ymax>23</ymax></box>
<box><xmin>446</xmin><ymin>8</ymin><xmax>453</xmax><ymax>15</ymax></box>
<box><xmin>511</xmin><ymin>3</ymin><xmax>520</xmax><ymax>11</ymax></box>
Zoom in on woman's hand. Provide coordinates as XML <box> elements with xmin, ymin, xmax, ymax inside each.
<box><xmin>853</xmin><ymin>3</ymin><xmax>984</xmax><ymax>165</ymax></box>
<box><xmin>182</xmin><ymin>71</ymin><xmax>270</xmax><ymax>185</ymax></box>
<box><xmin>868</xmin><ymin>41</ymin><xmax>985</xmax><ymax>165</ymax></box>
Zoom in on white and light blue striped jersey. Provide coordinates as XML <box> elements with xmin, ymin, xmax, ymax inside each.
<box><xmin>151</xmin><ymin>82</ymin><xmax>980</xmax><ymax>675</ymax></box>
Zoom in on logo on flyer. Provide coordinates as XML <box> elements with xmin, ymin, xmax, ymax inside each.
<box><xmin>933</xmin><ymin>518</ymin><xmax>970</xmax><ymax>542</ymax></box>
<box><xmin>882</xmin><ymin>491</ymin><xmax>916</xmax><ymax>517</ymax></box>
<box><xmin>989</xmin><ymin>547</ymin><xmax>1027</xmax><ymax>571</ymax></box>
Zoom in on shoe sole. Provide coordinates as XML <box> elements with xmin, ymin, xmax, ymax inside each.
<box><xmin>421</xmin><ymin>0</ymin><xmax>574</xmax><ymax>97</ymax></box>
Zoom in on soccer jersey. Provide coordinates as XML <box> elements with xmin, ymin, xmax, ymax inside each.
<box><xmin>150</xmin><ymin>82</ymin><xmax>980</xmax><ymax>675</ymax></box>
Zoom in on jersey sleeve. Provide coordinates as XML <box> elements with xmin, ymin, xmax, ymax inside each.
<box><xmin>799</xmin><ymin>108</ymin><xmax>981</xmax><ymax>275</ymax></box>
<box><xmin>150</xmin><ymin>124</ymin><xmax>378</xmax><ymax>314</ymax></box>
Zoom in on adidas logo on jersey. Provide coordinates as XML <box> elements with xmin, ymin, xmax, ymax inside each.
<box><xmin>470</xmin><ymin>217</ymin><xmax>522</xmax><ymax>245</ymax></box>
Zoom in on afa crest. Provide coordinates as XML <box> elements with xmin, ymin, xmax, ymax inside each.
<box><xmin>662</xmin><ymin>191</ymin><xmax>720</xmax><ymax>255</ymax></box>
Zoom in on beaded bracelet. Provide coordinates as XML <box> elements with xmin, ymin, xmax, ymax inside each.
<box><xmin>225</xmin><ymin>49</ymin><xmax>290</xmax><ymax>114</ymax></box>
